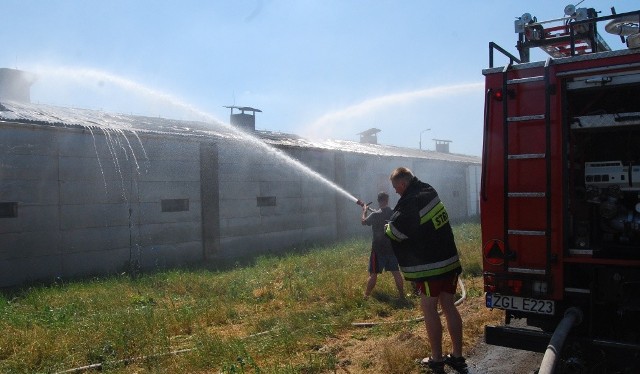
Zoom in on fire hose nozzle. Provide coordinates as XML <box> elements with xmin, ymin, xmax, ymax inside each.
<box><xmin>356</xmin><ymin>200</ymin><xmax>375</xmax><ymax>212</ymax></box>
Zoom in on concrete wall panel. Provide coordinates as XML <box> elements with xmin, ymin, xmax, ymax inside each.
<box><xmin>259</xmin><ymin>213</ymin><xmax>304</xmax><ymax>233</ymax></box>
<box><xmin>141</xmin><ymin>139</ymin><xmax>200</xmax><ymax>161</ymax></box>
<box><xmin>259</xmin><ymin>180</ymin><xmax>302</xmax><ymax>198</ymax></box>
<box><xmin>137</xmin><ymin>181</ymin><xmax>200</xmax><ymax>202</ymax></box>
<box><xmin>62</xmin><ymin>247</ymin><xmax>130</xmax><ymax>277</ymax></box>
<box><xmin>218</xmin><ymin>235</ymin><xmax>264</xmax><ymax>258</ymax></box>
<box><xmin>0</xmin><ymin>154</ymin><xmax>58</xmax><ymax>180</ymax></box>
<box><xmin>136</xmin><ymin>201</ymin><xmax>201</xmax><ymax>224</ymax></box>
<box><xmin>59</xmin><ymin>180</ymin><xmax>132</xmax><ymax>204</ymax></box>
<box><xmin>0</xmin><ymin>231</ymin><xmax>61</xmax><ymax>260</ymax></box>
<box><xmin>60</xmin><ymin>203</ymin><xmax>131</xmax><ymax>229</ymax></box>
<box><xmin>59</xmin><ymin>156</ymin><xmax>133</xmax><ymax>181</ymax></box>
<box><xmin>0</xmin><ymin>205</ymin><xmax>59</xmax><ymax>234</ymax></box>
<box><xmin>219</xmin><ymin>216</ymin><xmax>261</xmax><ymax>237</ymax></box>
<box><xmin>137</xmin><ymin>159</ymin><xmax>200</xmax><ymax>182</ymax></box>
<box><xmin>1</xmin><ymin>179</ymin><xmax>59</xmax><ymax>204</ymax></box>
<box><xmin>302</xmin><ymin>225</ymin><xmax>337</xmax><ymax>242</ymax></box>
<box><xmin>218</xmin><ymin>181</ymin><xmax>260</xmax><ymax>200</ymax></box>
<box><xmin>61</xmin><ymin>226</ymin><xmax>131</xmax><ymax>253</ymax></box>
<box><xmin>218</xmin><ymin>198</ymin><xmax>259</xmax><ymax>219</ymax></box>
<box><xmin>58</xmin><ymin>130</ymin><xmax>128</xmax><ymax>158</ymax></box>
<box><xmin>137</xmin><ymin>241</ymin><xmax>203</xmax><ymax>269</ymax></box>
<box><xmin>0</xmin><ymin>126</ymin><xmax>58</xmax><ymax>155</ymax></box>
<box><xmin>0</xmin><ymin>255</ymin><xmax>63</xmax><ymax>285</ymax></box>
<box><xmin>137</xmin><ymin>222</ymin><xmax>201</xmax><ymax>246</ymax></box>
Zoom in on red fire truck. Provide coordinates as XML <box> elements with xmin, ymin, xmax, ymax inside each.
<box><xmin>481</xmin><ymin>5</ymin><xmax>640</xmax><ymax>371</ymax></box>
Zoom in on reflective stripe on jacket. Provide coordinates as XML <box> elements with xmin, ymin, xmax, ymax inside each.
<box><xmin>385</xmin><ymin>177</ymin><xmax>462</xmax><ymax>281</ymax></box>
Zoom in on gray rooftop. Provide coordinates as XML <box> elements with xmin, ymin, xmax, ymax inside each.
<box><xmin>0</xmin><ymin>100</ymin><xmax>480</xmax><ymax>164</ymax></box>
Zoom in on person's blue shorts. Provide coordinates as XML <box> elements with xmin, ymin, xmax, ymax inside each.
<box><xmin>368</xmin><ymin>250</ymin><xmax>400</xmax><ymax>273</ymax></box>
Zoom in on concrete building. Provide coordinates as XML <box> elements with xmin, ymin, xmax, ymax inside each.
<box><xmin>0</xmin><ymin>69</ymin><xmax>480</xmax><ymax>288</ymax></box>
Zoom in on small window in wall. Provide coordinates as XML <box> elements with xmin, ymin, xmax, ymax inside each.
<box><xmin>0</xmin><ymin>202</ymin><xmax>18</xmax><ymax>218</ymax></box>
<box><xmin>257</xmin><ymin>196</ymin><xmax>276</xmax><ymax>207</ymax></box>
<box><xmin>161</xmin><ymin>199</ymin><xmax>189</xmax><ymax>212</ymax></box>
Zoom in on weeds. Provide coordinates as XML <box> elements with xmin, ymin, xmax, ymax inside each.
<box><xmin>0</xmin><ymin>223</ymin><xmax>489</xmax><ymax>373</ymax></box>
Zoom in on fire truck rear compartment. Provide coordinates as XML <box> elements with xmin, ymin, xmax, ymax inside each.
<box><xmin>567</xmin><ymin>72</ymin><xmax>640</xmax><ymax>258</ymax></box>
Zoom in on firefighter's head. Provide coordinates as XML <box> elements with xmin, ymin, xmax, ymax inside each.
<box><xmin>389</xmin><ymin>167</ymin><xmax>413</xmax><ymax>196</ymax></box>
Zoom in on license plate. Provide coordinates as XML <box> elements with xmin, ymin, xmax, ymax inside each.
<box><xmin>486</xmin><ymin>293</ymin><xmax>555</xmax><ymax>315</ymax></box>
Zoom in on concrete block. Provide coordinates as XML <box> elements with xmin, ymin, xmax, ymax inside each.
<box><xmin>139</xmin><ymin>139</ymin><xmax>200</xmax><ymax>161</ymax></box>
<box><xmin>0</xmin><ymin>154</ymin><xmax>58</xmax><ymax>180</ymax></box>
<box><xmin>268</xmin><ymin>197</ymin><xmax>304</xmax><ymax>215</ymax></box>
<box><xmin>60</xmin><ymin>203</ymin><xmax>131</xmax><ymax>229</ymax></box>
<box><xmin>136</xmin><ymin>241</ymin><xmax>203</xmax><ymax>269</ymax></box>
<box><xmin>300</xmin><ymin>211</ymin><xmax>335</xmax><ymax>228</ymax></box>
<box><xmin>259</xmin><ymin>180</ymin><xmax>302</xmax><ymax>198</ymax></box>
<box><xmin>59</xmin><ymin>156</ymin><xmax>134</xmax><ymax>181</ymax></box>
<box><xmin>61</xmin><ymin>247</ymin><xmax>131</xmax><ymax>278</ymax></box>
<box><xmin>136</xmin><ymin>201</ymin><xmax>201</xmax><ymax>224</ymax></box>
<box><xmin>219</xmin><ymin>216</ymin><xmax>261</xmax><ymax>237</ymax></box>
<box><xmin>0</xmin><ymin>204</ymin><xmax>59</xmax><ymax>234</ymax></box>
<box><xmin>136</xmin><ymin>159</ymin><xmax>200</xmax><ymax>182</ymax></box>
<box><xmin>137</xmin><ymin>181</ymin><xmax>200</xmax><ymax>202</ymax></box>
<box><xmin>0</xmin><ymin>179</ymin><xmax>60</xmax><ymax>204</ymax></box>
<box><xmin>219</xmin><ymin>181</ymin><xmax>259</xmax><ymax>200</ymax></box>
<box><xmin>217</xmin><ymin>235</ymin><xmax>266</xmax><ymax>258</ymax></box>
<box><xmin>59</xmin><ymin>180</ymin><xmax>133</xmax><ymax>204</ymax></box>
<box><xmin>137</xmin><ymin>222</ymin><xmax>202</xmax><ymax>246</ymax></box>
<box><xmin>219</xmin><ymin>198</ymin><xmax>260</xmax><ymax>219</ymax></box>
<box><xmin>0</xmin><ymin>231</ymin><xmax>62</xmax><ymax>260</ymax></box>
<box><xmin>0</xmin><ymin>126</ymin><xmax>58</xmax><ymax>155</ymax></box>
<box><xmin>58</xmin><ymin>129</ymin><xmax>129</xmax><ymax>159</ymax></box>
<box><xmin>61</xmin><ymin>226</ymin><xmax>131</xmax><ymax>253</ymax></box>
<box><xmin>0</xmin><ymin>255</ymin><xmax>63</xmax><ymax>287</ymax></box>
<box><xmin>259</xmin><ymin>213</ymin><xmax>304</xmax><ymax>233</ymax></box>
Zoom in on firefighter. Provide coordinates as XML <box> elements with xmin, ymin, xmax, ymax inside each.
<box><xmin>385</xmin><ymin>167</ymin><xmax>467</xmax><ymax>374</ymax></box>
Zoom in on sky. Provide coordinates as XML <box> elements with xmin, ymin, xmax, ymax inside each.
<box><xmin>2</xmin><ymin>0</ymin><xmax>638</xmax><ymax>156</ymax></box>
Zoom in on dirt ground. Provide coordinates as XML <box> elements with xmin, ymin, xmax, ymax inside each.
<box><xmin>466</xmin><ymin>338</ymin><xmax>543</xmax><ymax>374</ymax></box>
<box><xmin>329</xmin><ymin>285</ymin><xmax>545</xmax><ymax>374</ymax></box>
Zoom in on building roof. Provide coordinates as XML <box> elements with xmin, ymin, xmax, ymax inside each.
<box><xmin>0</xmin><ymin>100</ymin><xmax>480</xmax><ymax>164</ymax></box>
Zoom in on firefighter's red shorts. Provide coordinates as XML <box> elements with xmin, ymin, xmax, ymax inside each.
<box><xmin>414</xmin><ymin>273</ymin><xmax>458</xmax><ymax>297</ymax></box>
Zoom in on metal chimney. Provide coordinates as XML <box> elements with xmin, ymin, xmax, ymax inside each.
<box><xmin>434</xmin><ymin>139</ymin><xmax>452</xmax><ymax>153</ymax></box>
<box><xmin>357</xmin><ymin>128</ymin><xmax>381</xmax><ymax>144</ymax></box>
<box><xmin>223</xmin><ymin>106</ymin><xmax>262</xmax><ymax>131</ymax></box>
<box><xmin>0</xmin><ymin>68</ymin><xmax>36</xmax><ymax>103</ymax></box>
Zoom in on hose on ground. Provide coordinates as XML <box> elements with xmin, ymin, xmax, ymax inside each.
<box><xmin>352</xmin><ymin>276</ymin><xmax>467</xmax><ymax>327</ymax></box>
<box><xmin>538</xmin><ymin>307</ymin><xmax>583</xmax><ymax>374</ymax></box>
<box><xmin>56</xmin><ymin>278</ymin><xmax>467</xmax><ymax>372</ymax></box>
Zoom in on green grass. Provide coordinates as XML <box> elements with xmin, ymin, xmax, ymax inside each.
<box><xmin>0</xmin><ymin>223</ymin><xmax>483</xmax><ymax>373</ymax></box>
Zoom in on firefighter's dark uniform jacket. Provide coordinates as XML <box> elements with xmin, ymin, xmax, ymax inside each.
<box><xmin>385</xmin><ymin>177</ymin><xmax>462</xmax><ymax>282</ymax></box>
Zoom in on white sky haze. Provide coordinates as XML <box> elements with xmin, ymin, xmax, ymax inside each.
<box><xmin>2</xmin><ymin>1</ymin><xmax>639</xmax><ymax>156</ymax></box>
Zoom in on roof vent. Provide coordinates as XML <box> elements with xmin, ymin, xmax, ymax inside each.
<box><xmin>224</xmin><ymin>106</ymin><xmax>262</xmax><ymax>131</ymax></box>
<box><xmin>0</xmin><ymin>68</ymin><xmax>36</xmax><ymax>103</ymax></box>
<box><xmin>434</xmin><ymin>139</ymin><xmax>452</xmax><ymax>153</ymax></box>
<box><xmin>357</xmin><ymin>128</ymin><xmax>381</xmax><ymax>144</ymax></box>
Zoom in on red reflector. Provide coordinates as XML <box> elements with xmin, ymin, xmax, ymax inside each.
<box><xmin>484</xmin><ymin>274</ymin><xmax>494</xmax><ymax>283</ymax></box>
<box><xmin>508</xmin><ymin>280</ymin><xmax>523</xmax><ymax>294</ymax></box>
<box><xmin>494</xmin><ymin>89</ymin><xmax>503</xmax><ymax>101</ymax></box>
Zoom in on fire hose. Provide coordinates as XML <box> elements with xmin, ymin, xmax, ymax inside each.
<box><xmin>538</xmin><ymin>307</ymin><xmax>583</xmax><ymax>374</ymax></box>
<box><xmin>351</xmin><ymin>277</ymin><xmax>467</xmax><ymax>327</ymax></box>
<box><xmin>352</xmin><ymin>199</ymin><xmax>467</xmax><ymax>327</ymax></box>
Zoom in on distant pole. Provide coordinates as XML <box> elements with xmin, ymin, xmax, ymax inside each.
<box><xmin>420</xmin><ymin>128</ymin><xmax>431</xmax><ymax>150</ymax></box>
